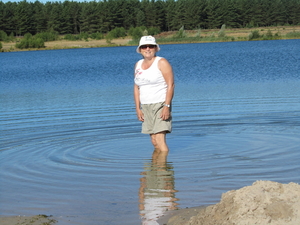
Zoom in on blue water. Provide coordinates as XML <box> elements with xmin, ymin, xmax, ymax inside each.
<box><xmin>1</xmin><ymin>39</ymin><xmax>300</xmax><ymax>225</ymax></box>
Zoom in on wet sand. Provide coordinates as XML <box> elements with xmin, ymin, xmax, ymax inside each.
<box><xmin>159</xmin><ymin>180</ymin><xmax>300</xmax><ymax>225</ymax></box>
<box><xmin>0</xmin><ymin>215</ymin><xmax>57</xmax><ymax>225</ymax></box>
<box><xmin>157</xmin><ymin>206</ymin><xmax>206</xmax><ymax>225</ymax></box>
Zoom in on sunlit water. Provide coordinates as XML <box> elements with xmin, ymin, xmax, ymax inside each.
<box><xmin>1</xmin><ymin>39</ymin><xmax>300</xmax><ymax>225</ymax></box>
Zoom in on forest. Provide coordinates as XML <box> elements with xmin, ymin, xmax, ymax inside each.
<box><xmin>1</xmin><ymin>0</ymin><xmax>300</xmax><ymax>38</ymax></box>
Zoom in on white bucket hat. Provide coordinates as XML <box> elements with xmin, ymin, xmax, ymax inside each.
<box><xmin>136</xmin><ymin>36</ymin><xmax>160</xmax><ymax>53</ymax></box>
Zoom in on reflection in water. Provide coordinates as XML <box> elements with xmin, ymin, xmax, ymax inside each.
<box><xmin>139</xmin><ymin>150</ymin><xmax>178</xmax><ymax>225</ymax></box>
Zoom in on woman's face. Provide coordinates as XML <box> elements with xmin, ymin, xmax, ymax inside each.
<box><xmin>140</xmin><ymin>45</ymin><xmax>157</xmax><ymax>58</ymax></box>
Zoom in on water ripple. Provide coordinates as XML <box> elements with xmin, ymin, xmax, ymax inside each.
<box><xmin>1</xmin><ymin>41</ymin><xmax>300</xmax><ymax>224</ymax></box>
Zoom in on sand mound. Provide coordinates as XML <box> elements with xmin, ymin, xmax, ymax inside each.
<box><xmin>169</xmin><ymin>180</ymin><xmax>300</xmax><ymax>225</ymax></box>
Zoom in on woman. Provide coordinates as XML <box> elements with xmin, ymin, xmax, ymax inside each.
<box><xmin>134</xmin><ymin>36</ymin><xmax>174</xmax><ymax>152</ymax></box>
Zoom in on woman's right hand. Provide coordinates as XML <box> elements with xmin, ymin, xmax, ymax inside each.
<box><xmin>136</xmin><ymin>109</ymin><xmax>144</xmax><ymax>122</ymax></box>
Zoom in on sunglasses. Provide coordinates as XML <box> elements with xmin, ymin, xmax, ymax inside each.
<box><xmin>140</xmin><ymin>45</ymin><xmax>156</xmax><ymax>49</ymax></box>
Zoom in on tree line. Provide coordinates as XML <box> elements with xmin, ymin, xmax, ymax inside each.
<box><xmin>0</xmin><ymin>0</ymin><xmax>300</xmax><ymax>37</ymax></box>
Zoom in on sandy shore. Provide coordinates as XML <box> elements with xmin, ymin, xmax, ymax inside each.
<box><xmin>1</xmin><ymin>37</ymin><xmax>132</xmax><ymax>52</ymax></box>
<box><xmin>2</xmin><ymin>25</ymin><xmax>299</xmax><ymax>52</ymax></box>
<box><xmin>0</xmin><ymin>214</ymin><xmax>57</xmax><ymax>225</ymax></box>
<box><xmin>159</xmin><ymin>180</ymin><xmax>300</xmax><ymax>225</ymax></box>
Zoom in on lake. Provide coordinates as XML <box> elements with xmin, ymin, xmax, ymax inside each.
<box><xmin>1</xmin><ymin>39</ymin><xmax>300</xmax><ymax>225</ymax></box>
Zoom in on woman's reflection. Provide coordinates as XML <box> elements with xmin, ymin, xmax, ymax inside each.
<box><xmin>139</xmin><ymin>149</ymin><xmax>178</xmax><ymax>224</ymax></box>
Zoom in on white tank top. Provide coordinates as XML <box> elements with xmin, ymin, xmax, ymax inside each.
<box><xmin>134</xmin><ymin>57</ymin><xmax>167</xmax><ymax>104</ymax></box>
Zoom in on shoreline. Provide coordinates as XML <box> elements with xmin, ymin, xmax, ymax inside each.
<box><xmin>157</xmin><ymin>206</ymin><xmax>207</xmax><ymax>225</ymax></box>
<box><xmin>1</xmin><ymin>25</ymin><xmax>299</xmax><ymax>52</ymax></box>
<box><xmin>2</xmin><ymin>181</ymin><xmax>299</xmax><ymax>225</ymax></box>
<box><xmin>0</xmin><ymin>215</ymin><xmax>57</xmax><ymax>225</ymax></box>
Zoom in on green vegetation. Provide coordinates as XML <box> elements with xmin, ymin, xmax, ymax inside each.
<box><xmin>1</xmin><ymin>0</ymin><xmax>300</xmax><ymax>50</ymax></box>
<box><xmin>35</xmin><ymin>31</ymin><xmax>59</xmax><ymax>42</ymax></box>
<box><xmin>63</xmin><ymin>32</ymin><xmax>103</xmax><ymax>41</ymax></box>
<box><xmin>218</xmin><ymin>24</ymin><xmax>226</xmax><ymax>38</ymax></box>
<box><xmin>15</xmin><ymin>33</ymin><xmax>45</xmax><ymax>49</ymax></box>
<box><xmin>286</xmin><ymin>31</ymin><xmax>300</xmax><ymax>38</ymax></box>
<box><xmin>129</xmin><ymin>25</ymin><xmax>236</xmax><ymax>45</ymax></box>
<box><xmin>174</xmin><ymin>26</ymin><xmax>187</xmax><ymax>39</ymax></box>
<box><xmin>248</xmin><ymin>29</ymin><xmax>282</xmax><ymax>41</ymax></box>
<box><xmin>128</xmin><ymin>26</ymin><xmax>146</xmax><ymax>41</ymax></box>
<box><xmin>0</xmin><ymin>0</ymin><xmax>299</xmax><ymax>37</ymax></box>
<box><xmin>248</xmin><ymin>30</ymin><xmax>261</xmax><ymax>40</ymax></box>
<box><xmin>0</xmin><ymin>30</ymin><xmax>14</xmax><ymax>42</ymax></box>
<box><xmin>106</xmin><ymin>27</ymin><xmax>127</xmax><ymax>43</ymax></box>
<box><xmin>0</xmin><ymin>25</ymin><xmax>297</xmax><ymax>51</ymax></box>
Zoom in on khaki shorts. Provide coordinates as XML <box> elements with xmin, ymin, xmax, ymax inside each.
<box><xmin>141</xmin><ymin>102</ymin><xmax>172</xmax><ymax>134</ymax></box>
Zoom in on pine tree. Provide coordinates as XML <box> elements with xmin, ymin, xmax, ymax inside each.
<box><xmin>69</xmin><ymin>1</ymin><xmax>81</xmax><ymax>34</ymax></box>
<box><xmin>171</xmin><ymin>0</ymin><xmax>185</xmax><ymax>30</ymax></box>
<box><xmin>80</xmin><ymin>2</ymin><xmax>99</xmax><ymax>34</ymax></box>
<box><xmin>205</xmin><ymin>0</ymin><xmax>223</xmax><ymax>29</ymax></box>
<box><xmin>121</xmin><ymin>0</ymin><xmax>139</xmax><ymax>29</ymax></box>
<box><xmin>47</xmin><ymin>2</ymin><xmax>62</xmax><ymax>33</ymax></box>
<box><xmin>136</xmin><ymin>8</ymin><xmax>146</xmax><ymax>27</ymax></box>
<box><xmin>288</xmin><ymin>0</ymin><xmax>300</xmax><ymax>25</ymax></box>
<box><xmin>15</xmin><ymin>0</ymin><xmax>32</xmax><ymax>35</ymax></box>
<box><xmin>154</xmin><ymin>0</ymin><xmax>166</xmax><ymax>31</ymax></box>
<box><xmin>165</xmin><ymin>0</ymin><xmax>176</xmax><ymax>31</ymax></box>
<box><xmin>220</xmin><ymin>0</ymin><xmax>241</xmax><ymax>28</ymax></box>
<box><xmin>0</xmin><ymin>2</ymin><xmax>5</xmax><ymax>32</ymax></box>
<box><xmin>60</xmin><ymin>1</ymin><xmax>73</xmax><ymax>35</ymax></box>
<box><xmin>33</xmin><ymin>1</ymin><xmax>47</xmax><ymax>34</ymax></box>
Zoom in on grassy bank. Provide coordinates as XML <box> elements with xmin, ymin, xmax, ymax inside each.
<box><xmin>1</xmin><ymin>25</ymin><xmax>300</xmax><ymax>52</ymax></box>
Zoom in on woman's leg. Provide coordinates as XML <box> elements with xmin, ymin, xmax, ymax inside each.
<box><xmin>150</xmin><ymin>131</ymin><xmax>169</xmax><ymax>152</ymax></box>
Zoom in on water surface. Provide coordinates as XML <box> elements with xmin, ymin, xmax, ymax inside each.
<box><xmin>1</xmin><ymin>39</ymin><xmax>300</xmax><ymax>224</ymax></box>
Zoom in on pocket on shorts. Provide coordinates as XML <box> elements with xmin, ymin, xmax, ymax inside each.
<box><xmin>153</xmin><ymin>102</ymin><xmax>164</xmax><ymax>115</ymax></box>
